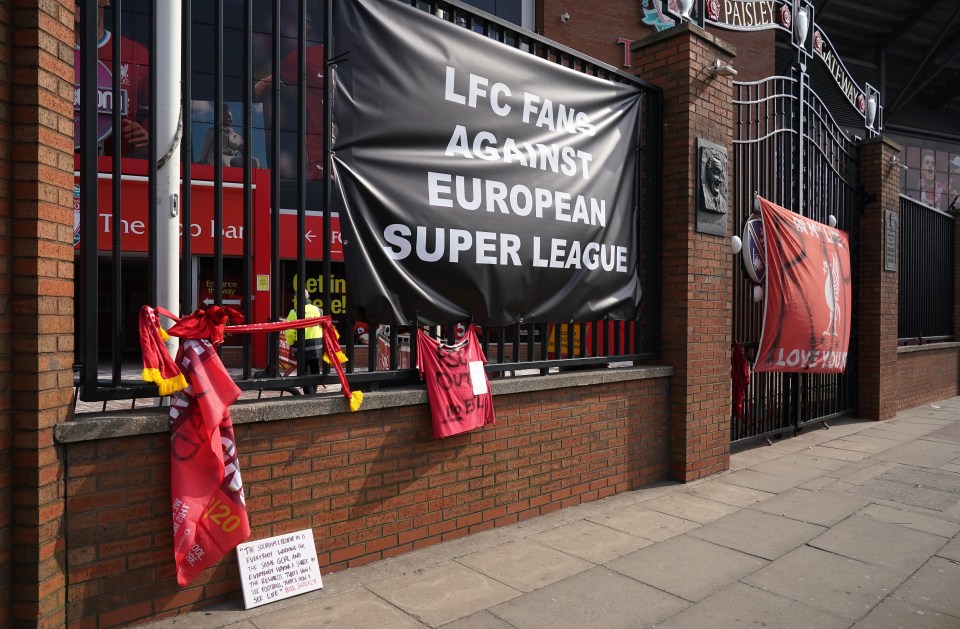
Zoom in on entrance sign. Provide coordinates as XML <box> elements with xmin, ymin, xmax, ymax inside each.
<box><xmin>705</xmin><ymin>0</ymin><xmax>784</xmax><ymax>31</ymax></box>
<box><xmin>812</xmin><ymin>27</ymin><xmax>868</xmax><ymax>120</ymax></box>
<box><xmin>753</xmin><ymin>197</ymin><xmax>851</xmax><ymax>373</ymax></box>
<box><xmin>690</xmin><ymin>0</ymin><xmax>874</xmax><ymax>127</ymax></box>
<box><xmin>237</xmin><ymin>529</ymin><xmax>322</xmax><ymax>609</ymax></box>
<box><xmin>332</xmin><ymin>0</ymin><xmax>643</xmax><ymax>325</ymax></box>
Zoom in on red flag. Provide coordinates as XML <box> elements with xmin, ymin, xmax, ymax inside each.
<box><xmin>754</xmin><ymin>197</ymin><xmax>851</xmax><ymax>373</ymax></box>
<box><xmin>169</xmin><ymin>339</ymin><xmax>250</xmax><ymax>586</ymax></box>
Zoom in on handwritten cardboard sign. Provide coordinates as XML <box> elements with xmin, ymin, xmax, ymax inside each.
<box><xmin>236</xmin><ymin>529</ymin><xmax>323</xmax><ymax>609</ymax></box>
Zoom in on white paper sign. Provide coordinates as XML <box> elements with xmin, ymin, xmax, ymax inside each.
<box><xmin>236</xmin><ymin>529</ymin><xmax>323</xmax><ymax>609</ymax></box>
<box><xmin>469</xmin><ymin>360</ymin><xmax>488</xmax><ymax>396</ymax></box>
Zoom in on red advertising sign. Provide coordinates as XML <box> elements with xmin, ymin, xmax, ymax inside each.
<box><xmin>277</xmin><ymin>210</ymin><xmax>344</xmax><ymax>261</ymax></box>
<box><xmin>753</xmin><ymin>196</ymin><xmax>851</xmax><ymax>373</ymax></box>
<box><xmin>74</xmin><ymin>159</ymin><xmax>261</xmax><ymax>256</ymax></box>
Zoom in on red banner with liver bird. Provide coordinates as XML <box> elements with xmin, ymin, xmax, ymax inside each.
<box><xmin>753</xmin><ymin>196</ymin><xmax>851</xmax><ymax>373</ymax></box>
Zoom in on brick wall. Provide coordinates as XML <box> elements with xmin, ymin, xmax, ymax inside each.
<box><xmin>539</xmin><ymin>0</ymin><xmax>774</xmax><ymax>84</ymax></box>
<box><xmin>9</xmin><ymin>1</ymin><xmax>75</xmax><ymax>627</ymax></box>
<box><xmin>0</xmin><ymin>1</ymin><xmax>12</xmax><ymax>626</ymax></box>
<box><xmin>62</xmin><ymin>379</ymin><xmax>670</xmax><ymax>626</ymax></box>
<box><xmin>540</xmin><ymin>0</ymin><xmax>645</xmax><ymax>68</ymax></box>
<box><xmin>631</xmin><ymin>25</ymin><xmax>735</xmax><ymax>482</ymax></box>
<box><xmin>895</xmin><ymin>347</ymin><xmax>960</xmax><ymax>413</ymax></box>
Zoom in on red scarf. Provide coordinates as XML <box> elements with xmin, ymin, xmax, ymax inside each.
<box><xmin>170</xmin><ymin>339</ymin><xmax>249</xmax><ymax>586</ymax></box>
<box><xmin>140</xmin><ymin>305</ymin><xmax>362</xmax><ymax>410</ymax></box>
<box><xmin>138</xmin><ymin>304</ymin><xmax>364</xmax><ymax>586</ymax></box>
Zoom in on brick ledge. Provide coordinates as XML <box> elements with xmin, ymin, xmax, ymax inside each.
<box><xmin>897</xmin><ymin>341</ymin><xmax>960</xmax><ymax>354</ymax></box>
<box><xmin>55</xmin><ymin>366</ymin><xmax>673</xmax><ymax>444</ymax></box>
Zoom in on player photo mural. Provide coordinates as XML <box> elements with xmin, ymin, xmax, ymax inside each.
<box><xmin>331</xmin><ymin>0</ymin><xmax>644</xmax><ymax>326</ymax></box>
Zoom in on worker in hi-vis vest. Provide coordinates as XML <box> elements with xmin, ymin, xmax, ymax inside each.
<box><xmin>286</xmin><ymin>290</ymin><xmax>323</xmax><ymax>394</ymax></box>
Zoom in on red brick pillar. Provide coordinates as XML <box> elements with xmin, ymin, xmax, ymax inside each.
<box><xmin>631</xmin><ymin>25</ymin><xmax>736</xmax><ymax>482</ymax></box>
<box><xmin>8</xmin><ymin>2</ymin><xmax>75</xmax><ymax>626</ymax></box>
<box><xmin>0</xmin><ymin>2</ymin><xmax>12</xmax><ymax>626</ymax></box>
<box><xmin>857</xmin><ymin>137</ymin><xmax>901</xmax><ymax>421</ymax></box>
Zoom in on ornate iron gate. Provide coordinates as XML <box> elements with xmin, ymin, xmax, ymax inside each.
<box><xmin>731</xmin><ymin>66</ymin><xmax>859</xmax><ymax>445</ymax></box>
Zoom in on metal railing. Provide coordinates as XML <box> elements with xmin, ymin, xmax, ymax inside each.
<box><xmin>898</xmin><ymin>194</ymin><xmax>954</xmax><ymax>344</ymax></box>
<box><xmin>74</xmin><ymin>0</ymin><xmax>662</xmax><ymax>404</ymax></box>
<box><xmin>731</xmin><ymin>67</ymin><xmax>859</xmax><ymax>445</ymax></box>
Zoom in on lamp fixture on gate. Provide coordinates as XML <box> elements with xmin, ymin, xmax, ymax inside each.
<box><xmin>706</xmin><ymin>58</ymin><xmax>737</xmax><ymax>77</ymax></box>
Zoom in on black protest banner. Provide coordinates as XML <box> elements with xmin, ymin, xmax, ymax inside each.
<box><xmin>332</xmin><ymin>0</ymin><xmax>643</xmax><ymax>326</ymax></box>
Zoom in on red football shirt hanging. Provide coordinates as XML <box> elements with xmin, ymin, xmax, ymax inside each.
<box><xmin>416</xmin><ymin>325</ymin><xmax>495</xmax><ymax>438</ymax></box>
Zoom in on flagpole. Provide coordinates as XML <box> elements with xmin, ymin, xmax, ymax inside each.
<box><xmin>156</xmin><ymin>1</ymin><xmax>182</xmax><ymax>360</ymax></box>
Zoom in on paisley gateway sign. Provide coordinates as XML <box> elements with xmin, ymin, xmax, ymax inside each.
<box><xmin>705</xmin><ymin>0</ymin><xmax>780</xmax><ymax>30</ymax></box>
<box><xmin>813</xmin><ymin>27</ymin><xmax>867</xmax><ymax>116</ymax></box>
<box><xmin>695</xmin><ymin>0</ymin><xmax>870</xmax><ymax>125</ymax></box>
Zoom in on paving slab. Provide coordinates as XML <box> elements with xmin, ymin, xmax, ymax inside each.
<box><xmin>438</xmin><ymin>610</ymin><xmax>516</xmax><ymax>629</ymax></box>
<box><xmin>746</xmin><ymin>459</ymin><xmax>830</xmax><ymax>482</ymax></box>
<box><xmin>804</xmin><ymin>444</ymin><xmax>873</xmax><ymax>461</ymax></box>
<box><xmin>638</xmin><ymin>491</ymin><xmax>740</xmax><ymax>524</ymax></box>
<box><xmin>857</xmin><ymin>428</ymin><xmax>918</xmax><ymax>442</ymax></box>
<box><xmin>825</xmin><ymin>459</ymin><xmax>873</xmax><ymax>478</ymax></box>
<box><xmin>840</xmin><ymin>433</ymin><xmax>913</xmax><ymax>448</ymax></box>
<box><xmin>867</xmin><ymin>422</ymin><xmax>941</xmax><ymax>437</ymax></box>
<box><xmin>687</xmin><ymin>509</ymin><xmax>825</xmax><ymax>560</ymax></box>
<box><xmin>854</xmin><ymin>595</ymin><xmax>960</xmax><ymax>628</ymax></box>
<box><xmin>833</xmin><ymin>461</ymin><xmax>896</xmax><ymax>485</ymax></box>
<box><xmin>251</xmin><ymin>588</ymin><xmax>426</xmax><ymax>629</ymax></box>
<box><xmin>879</xmin><ymin>465</ymin><xmax>960</xmax><ymax>494</ymax></box>
<box><xmin>488</xmin><ymin>566</ymin><xmax>689</xmax><ymax>629</ymax></box>
<box><xmin>751</xmin><ymin>488</ymin><xmax>870</xmax><ymax>526</ymax></box>
<box><xmin>936</xmin><ymin>534</ymin><xmax>960</xmax><ymax>561</ymax></box>
<box><xmin>808</xmin><ymin>514</ymin><xmax>947</xmax><ymax>574</ymax></box>
<box><xmin>875</xmin><ymin>439</ymin><xmax>960</xmax><ymax>467</ymax></box>
<box><xmin>717</xmin><ymin>469</ymin><xmax>805</xmax><ymax>494</ymax></box>
<box><xmin>859</xmin><ymin>503</ymin><xmax>960</xmax><ymax>538</ymax></box>
<box><xmin>899</xmin><ymin>416</ymin><xmax>956</xmax><ymax>426</ymax></box>
<box><xmin>777</xmin><ymin>451</ymin><xmax>853</xmax><ymax>471</ymax></box>
<box><xmin>942</xmin><ymin>462</ymin><xmax>960</xmax><ymax>474</ymax></box>
<box><xmin>741</xmin><ymin>546</ymin><xmax>903</xmax><ymax>620</ymax></box>
<box><xmin>365</xmin><ymin>562</ymin><xmax>521</xmax><ymax>627</ymax></box>
<box><xmin>827</xmin><ymin>438</ymin><xmax>898</xmax><ymax>454</ymax></box>
<box><xmin>456</xmin><ymin>539</ymin><xmax>593</xmax><ymax>593</ymax></box>
<box><xmin>527</xmin><ymin>519</ymin><xmax>651</xmax><ymax>564</ymax></box>
<box><xmin>654</xmin><ymin>581</ymin><xmax>848</xmax><ymax>629</ymax></box>
<box><xmin>605</xmin><ymin>535</ymin><xmax>767</xmax><ymax>602</ymax></box>
<box><xmin>851</xmin><ymin>479</ymin><xmax>960</xmax><ymax>512</ymax></box>
<box><xmin>586</xmin><ymin>504</ymin><xmax>700</xmax><ymax>542</ymax></box>
<box><xmin>892</xmin><ymin>556</ymin><xmax>960</xmax><ymax>617</ymax></box>
<box><xmin>925</xmin><ymin>421</ymin><xmax>960</xmax><ymax>444</ymax></box>
<box><xmin>147</xmin><ymin>618</ymin><xmax>255</xmax><ymax>629</ymax></box>
<box><xmin>684</xmin><ymin>480</ymin><xmax>774</xmax><ymax>507</ymax></box>
<box><xmin>797</xmin><ymin>476</ymin><xmax>839</xmax><ymax>491</ymax></box>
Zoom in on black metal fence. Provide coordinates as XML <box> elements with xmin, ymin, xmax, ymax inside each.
<box><xmin>731</xmin><ymin>66</ymin><xmax>859</xmax><ymax>446</ymax></box>
<box><xmin>74</xmin><ymin>0</ymin><xmax>662</xmax><ymax>404</ymax></box>
<box><xmin>898</xmin><ymin>194</ymin><xmax>954</xmax><ymax>343</ymax></box>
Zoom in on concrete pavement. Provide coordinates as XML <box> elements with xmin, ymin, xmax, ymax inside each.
<box><xmin>144</xmin><ymin>397</ymin><xmax>960</xmax><ymax>628</ymax></box>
